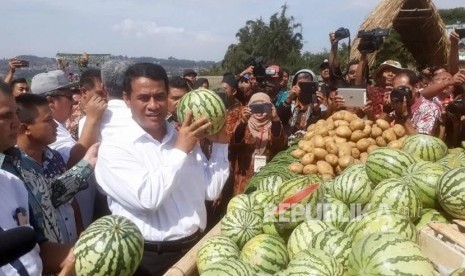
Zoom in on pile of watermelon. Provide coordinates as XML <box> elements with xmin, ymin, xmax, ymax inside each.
<box><xmin>196</xmin><ymin>133</ymin><xmax>465</xmax><ymax>275</ymax></box>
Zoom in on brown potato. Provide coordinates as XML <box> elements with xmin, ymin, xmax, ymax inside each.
<box><xmin>342</xmin><ymin>111</ymin><xmax>356</xmax><ymax>122</ymax></box>
<box><xmin>349</xmin><ymin>119</ymin><xmax>365</xmax><ymax>131</ymax></box>
<box><xmin>376</xmin><ymin>136</ymin><xmax>387</xmax><ymax>147</ymax></box>
<box><xmin>362</xmin><ymin>124</ymin><xmax>372</xmax><ymax>138</ymax></box>
<box><xmin>321</xmin><ymin>174</ymin><xmax>334</xmax><ymax>181</ymax></box>
<box><xmin>348</xmin><ymin>141</ymin><xmax>357</xmax><ymax>148</ymax></box>
<box><xmin>325</xmin><ymin>154</ymin><xmax>339</xmax><ymax>167</ymax></box>
<box><xmin>326</xmin><ymin>121</ymin><xmax>335</xmax><ymax>130</ymax></box>
<box><xmin>289</xmin><ymin>162</ymin><xmax>304</xmax><ymax>174</ymax></box>
<box><xmin>367</xmin><ymin>144</ymin><xmax>379</xmax><ymax>153</ymax></box>
<box><xmin>315</xmin><ymin>126</ymin><xmax>329</xmax><ymax>136</ymax></box>
<box><xmin>316</xmin><ymin>119</ymin><xmax>326</xmax><ymax>125</ymax></box>
<box><xmin>331</xmin><ymin>111</ymin><xmax>344</xmax><ymax>121</ymax></box>
<box><xmin>365</xmin><ymin>120</ymin><xmax>374</xmax><ymax>126</ymax></box>
<box><xmin>356</xmin><ymin>138</ymin><xmax>370</xmax><ymax>152</ymax></box>
<box><xmin>371</xmin><ymin>125</ymin><xmax>383</xmax><ymax>138</ymax></box>
<box><xmin>334</xmin><ymin>136</ymin><xmax>347</xmax><ymax>144</ymax></box>
<box><xmin>398</xmin><ymin>136</ymin><xmax>407</xmax><ymax>143</ymax></box>
<box><xmin>291</xmin><ymin>149</ymin><xmax>306</xmax><ymax>159</ymax></box>
<box><xmin>313</xmin><ymin>135</ymin><xmax>326</xmax><ymax>148</ymax></box>
<box><xmin>298</xmin><ymin>140</ymin><xmax>307</xmax><ymax>150</ymax></box>
<box><xmin>325</xmin><ymin>141</ymin><xmax>339</xmax><ymax>155</ymax></box>
<box><xmin>338</xmin><ymin>143</ymin><xmax>352</xmax><ymax>157</ymax></box>
<box><xmin>338</xmin><ymin>155</ymin><xmax>355</xmax><ymax>170</ymax></box>
<box><xmin>317</xmin><ymin>161</ymin><xmax>334</xmax><ymax>176</ymax></box>
<box><xmin>360</xmin><ymin>152</ymin><xmax>368</xmax><ymax>163</ymax></box>
<box><xmin>335</xmin><ymin>165</ymin><xmax>343</xmax><ymax>175</ymax></box>
<box><xmin>366</xmin><ymin>137</ymin><xmax>377</xmax><ymax>145</ymax></box>
<box><xmin>301</xmin><ymin>153</ymin><xmax>316</xmax><ymax>165</ymax></box>
<box><xmin>303</xmin><ymin>164</ymin><xmax>318</xmax><ymax>175</ymax></box>
<box><xmin>303</xmin><ymin>130</ymin><xmax>315</xmax><ymax>140</ymax></box>
<box><xmin>314</xmin><ymin>148</ymin><xmax>329</xmax><ymax>160</ymax></box>
<box><xmin>350</xmin><ymin>130</ymin><xmax>364</xmax><ymax>142</ymax></box>
<box><xmin>376</xmin><ymin>119</ymin><xmax>390</xmax><ymax>130</ymax></box>
<box><xmin>388</xmin><ymin>140</ymin><xmax>403</xmax><ymax>150</ymax></box>
<box><xmin>328</xmin><ymin>130</ymin><xmax>336</xmax><ymax>136</ymax></box>
<box><xmin>334</xmin><ymin>120</ymin><xmax>350</xmax><ymax>127</ymax></box>
<box><xmin>302</xmin><ymin>142</ymin><xmax>314</xmax><ymax>153</ymax></box>
<box><xmin>382</xmin><ymin>129</ymin><xmax>397</xmax><ymax>143</ymax></box>
<box><xmin>323</xmin><ymin>136</ymin><xmax>334</xmax><ymax>144</ymax></box>
<box><xmin>351</xmin><ymin>148</ymin><xmax>361</xmax><ymax>159</ymax></box>
<box><xmin>392</xmin><ymin>124</ymin><xmax>406</xmax><ymax>138</ymax></box>
<box><xmin>307</xmin><ymin>124</ymin><xmax>315</xmax><ymax>132</ymax></box>
<box><xmin>336</xmin><ymin>125</ymin><xmax>352</xmax><ymax>138</ymax></box>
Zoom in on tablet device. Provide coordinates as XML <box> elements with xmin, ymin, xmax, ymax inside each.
<box><xmin>337</xmin><ymin>88</ymin><xmax>366</xmax><ymax>108</ymax></box>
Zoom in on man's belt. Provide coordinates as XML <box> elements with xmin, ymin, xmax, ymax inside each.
<box><xmin>143</xmin><ymin>230</ymin><xmax>201</xmax><ymax>254</ymax></box>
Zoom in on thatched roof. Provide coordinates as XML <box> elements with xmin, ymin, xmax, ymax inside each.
<box><xmin>350</xmin><ymin>0</ymin><xmax>449</xmax><ymax>67</ymax></box>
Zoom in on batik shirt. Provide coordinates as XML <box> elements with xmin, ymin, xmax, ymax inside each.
<box><xmin>0</xmin><ymin>147</ymin><xmax>92</xmax><ymax>243</ymax></box>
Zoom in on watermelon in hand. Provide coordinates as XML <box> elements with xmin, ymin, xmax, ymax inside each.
<box><xmin>177</xmin><ymin>88</ymin><xmax>227</xmax><ymax>135</ymax></box>
<box><xmin>74</xmin><ymin>215</ymin><xmax>144</xmax><ymax>276</ymax></box>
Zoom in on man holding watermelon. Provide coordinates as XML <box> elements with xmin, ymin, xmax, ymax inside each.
<box><xmin>95</xmin><ymin>63</ymin><xmax>229</xmax><ymax>275</ymax></box>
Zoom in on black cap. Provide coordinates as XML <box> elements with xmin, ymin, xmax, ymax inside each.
<box><xmin>183</xmin><ymin>69</ymin><xmax>197</xmax><ymax>77</ymax></box>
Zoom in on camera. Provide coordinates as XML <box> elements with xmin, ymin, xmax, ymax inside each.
<box><xmin>390</xmin><ymin>86</ymin><xmax>413</xmax><ymax>103</ymax></box>
<box><xmin>456</xmin><ymin>28</ymin><xmax>465</xmax><ymax>39</ymax></box>
<box><xmin>334</xmin><ymin>27</ymin><xmax>350</xmax><ymax>41</ymax></box>
<box><xmin>244</xmin><ymin>56</ymin><xmax>278</xmax><ymax>89</ymax></box>
<box><xmin>298</xmin><ymin>82</ymin><xmax>319</xmax><ymax>105</ymax></box>
<box><xmin>249</xmin><ymin>103</ymin><xmax>272</xmax><ymax>114</ymax></box>
<box><xmin>357</xmin><ymin>28</ymin><xmax>390</xmax><ymax>53</ymax></box>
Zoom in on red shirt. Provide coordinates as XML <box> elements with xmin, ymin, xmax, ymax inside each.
<box><xmin>367</xmin><ymin>86</ymin><xmax>388</xmax><ymax>117</ymax></box>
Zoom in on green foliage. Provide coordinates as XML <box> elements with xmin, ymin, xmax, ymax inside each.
<box><xmin>374</xmin><ymin>29</ymin><xmax>417</xmax><ymax>69</ymax></box>
<box><xmin>439</xmin><ymin>8</ymin><xmax>465</xmax><ymax>25</ymax></box>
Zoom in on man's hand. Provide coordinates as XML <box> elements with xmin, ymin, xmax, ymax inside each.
<box><xmin>85</xmin><ymin>95</ymin><xmax>107</xmax><ymax>121</ymax></box>
<box><xmin>8</xmin><ymin>58</ymin><xmax>23</xmax><ymax>73</ymax></box>
<box><xmin>271</xmin><ymin>105</ymin><xmax>280</xmax><ymax>122</ymax></box>
<box><xmin>329</xmin><ymin>95</ymin><xmax>346</xmax><ymax>110</ymax></box>
<box><xmin>239</xmin><ymin>66</ymin><xmax>254</xmax><ymax>78</ymax></box>
<box><xmin>176</xmin><ymin>111</ymin><xmax>212</xmax><ymax>153</ymax></box>
<box><xmin>82</xmin><ymin>143</ymin><xmax>100</xmax><ymax>167</ymax></box>
<box><xmin>316</xmin><ymin>91</ymin><xmax>327</xmax><ymax>106</ymax></box>
<box><xmin>241</xmin><ymin>107</ymin><xmax>252</xmax><ymax>124</ymax></box>
<box><xmin>58</xmin><ymin>248</ymin><xmax>75</xmax><ymax>276</ymax></box>
<box><xmin>451</xmin><ymin>71</ymin><xmax>465</xmax><ymax>86</ymax></box>
<box><xmin>207</xmin><ymin>124</ymin><xmax>228</xmax><ymax>144</ymax></box>
<box><xmin>329</xmin><ymin>32</ymin><xmax>338</xmax><ymax>47</ymax></box>
<box><xmin>286</xmin><ymin>85</ymin><xmax>301</xmax><ymax>104</ymax></box>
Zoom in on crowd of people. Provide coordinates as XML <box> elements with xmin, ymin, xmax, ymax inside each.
<box><xmin>1</xmin><ymin>29</ymin><xmax>465</xmax><ymax>276</ymax></box>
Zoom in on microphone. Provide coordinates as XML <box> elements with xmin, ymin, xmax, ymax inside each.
<box><xmin>0</xmin><ymin>226</ymin><xmax>37</xmax><ymax>267</ymax></box>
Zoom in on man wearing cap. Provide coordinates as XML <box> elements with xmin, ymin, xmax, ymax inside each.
<box><xmin>30</xmin><ymin>70</ymin><xmax>106</xmax><ymax>168</ymax></box>
<box><xmin>183</xmin><ymin>69</ymin><xmax>197</xmax><ymax>90</ymax></box>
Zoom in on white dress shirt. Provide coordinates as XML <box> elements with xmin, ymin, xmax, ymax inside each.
<box><xmin>0</xmin><ymin>171</ymin><xmax>42</xmax><ymax>276</ymax></box>
<box><xmin>49</xmin><ymin>120</ymin><xmax>75</xmax><ymax>164</ymax></box>
<box><xmin>95</xmin><ymin>120</ymin><xmax>229</xmax><ymax>241</ymax></box>
<box><xmin>78</xmin><ymin>99</ymin><xmax>133</xmax><ymax>141</ymax></box>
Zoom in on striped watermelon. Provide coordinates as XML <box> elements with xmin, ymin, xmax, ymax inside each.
<box><xmin>402</xmin><ymin>161</ymin><xmax>448</xmax><ymax>208</ymax></box>
<box><xmin>350</xmin><ymin>208</ymin><xmax>417</xmax><ymax>244</ymax></box>
<box><xmin>437</xmin><ymin>167</ymin><xmax>465</xmax><ymax>219</ymax></box>
<box><xmin>402</xmin><ymin>134</ymin><xmax>448</xmax><ymax>162</ymax></box>
<box><xmin>348</xmin><ymin>232</ymin><xmax>435</xmax><ymax>275</ymax></box>
<box><xmin>284</xmin><ymin>248</ymin><xmax>344</xmax><ymax>276</ymax></box>
<box><xmin>221</xmin><ymin>209</ymin><xmax>263</xmax><ymax>249</ymax></box>
<box><xmin>200</xmin><ymin>258</ymin><xmax>254</xmax><ymax>276</ymax></box>
<box><xmin>74</xmin><ymin>215</ymin><xmax>144</xmax><ymax>276</ymax></box>
<box><xmin>415</xmin><ymin>208</ymin><xmax>449</xmax><ymax>231</ymax></box>
<box><xmin>450</xmin><ymin>267</ymin><xmax>465</xmax><ymax>276</ymax></box>
<box><xmin>310</xmin><ymin>229</ymin><xmax>352</xmax><ymax>268</ymax></box>
<box><xmin>343</xmin><ymin>217</ymin><xmax>359</xmax><ymax>236</ymax></box>
<box><xmin>368</xmin><ymin>178</ymin><xmax>422</xmax><ymax>221</ymax></box>
<box><xmin>249</xmin><ymin>190</ymin><xmax>276</xmax><ymax>207</ymax></box>
<box><xmin>196</xmin><ymin>236</ymin><xmax>240</xmax><ymax>274</ymax></box>
<box><xmin>438</xmin><ymin>152</ymin><xmax>465</xmax><ymax>169</ymax></box>
<box><xmin>448</xmin><ymin>147</ymin><xmax>465</xmax><ymax>154</ymax></box>
<box><xmin>240</xmin><ymin>234</ymin><xmax>289</xmax><ymax>274</ymax></box>
<box><xmin>226</xmin><ymin>194</ymin><xmax>263</xmax><ymax>217</ymax></box>
<box><xmin>331</xmin><ymin>164</ymin><xmax>372</xmax><ymax>205</ymax></box>
<box><xmin>287</xmin><ymin>220</ymin><xmax>330</xmax><ymax>260</ymax></box>
<box><xmin>365</xmin><ymin>148</ymin><xmax>416</xmax><ymax>185</ymax></box>
<box><xmin>319</xmin><ymin>194</ymin><xmax>350</xmax><ymax>230</ymax></box>
<box><xmin>177</xmin><ymin>88</ymin><xmax>226</xmax><ymax>135</ymax></box>
<box><xmin>255</xmin><ymin>175</ymin><xmax>287</xmax><ymax>195</ymax></box>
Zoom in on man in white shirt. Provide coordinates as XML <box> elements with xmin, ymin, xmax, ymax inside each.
<box><xmin>95</xmin><ymin>63</ymin><xmax>229</xmax><ymax>275</ymax></box>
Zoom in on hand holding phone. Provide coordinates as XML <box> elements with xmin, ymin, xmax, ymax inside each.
<box><xmin>298</xmin><ymin>82</ymin><xmax>318</xmax><ymax>105</ymax></box>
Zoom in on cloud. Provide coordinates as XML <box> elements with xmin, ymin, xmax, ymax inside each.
<box><xmin>112</xmin><ymin>18</ymin><xmax>184</xmax><ymax>37</ymax></box>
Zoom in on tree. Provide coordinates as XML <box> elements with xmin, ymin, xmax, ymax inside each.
<box><xmin>439</xmin><ymin>8</ymin><xmax>465</xmax><ymax>25</ymax></box>
<box><xmin>221</xmin><ymin>4</ymin><xmax>304</xmax><ymax>73</ymax></box>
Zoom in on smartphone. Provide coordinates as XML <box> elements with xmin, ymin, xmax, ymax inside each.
<box><xmin>298</xmin><ymin>82</ymin><xmax>318</xmax><ymax>105</ymax></box>
<box><xmin>249</xmin><ymin>103</ymin><xmax>272</xmax><ymax>114</ymax></box>
<box><xmin>456</xmin><ymin>28</ymin><xmax>465</xmax><ymax>39</ymax></box>
<box><xmin>18</xmin><ymin>60</ymin><xmax>29</xmax><ymax>67</ymax></box>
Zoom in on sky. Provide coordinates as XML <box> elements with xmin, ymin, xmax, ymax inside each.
<box><xmin>2</xmin><ymin>0</ymin><xmax>463</xmax><ymax>62</ymax></box>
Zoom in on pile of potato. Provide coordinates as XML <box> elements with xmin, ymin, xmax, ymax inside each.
<box><xmin>289</xmin><ymin>110</ymin><xmax>408</xmax><ymax>180</ymax></box>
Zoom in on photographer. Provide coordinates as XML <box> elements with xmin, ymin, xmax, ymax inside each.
<box><xmin>328</xmin><ymin>31</ymin><xmax>359</xmax><ymax>87</ymax></box>
<box><xmin>443</xmin><ymin>88</ymin><xmax>465</xmax><ymax>147</ymax></box>
<box><xmin>230</xmin><ymin>92</ymin><xmax>286</xmax><ymax>194</ymax></box>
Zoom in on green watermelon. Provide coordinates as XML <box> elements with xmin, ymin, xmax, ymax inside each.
<box><xmin>319</xmin><ymin>194</ymin><xmax>350</xmax><ymax>230</ymax></box>
<box><xmin>287</xmin><ymin>219</ymin><xmax>330</xmax><ymax>260</ymax></box>
<box><xmin>226</xmin><ymin>194</ymin><xmax>263</xmax><ymax>217</ymax></box>
<box><xmin>177</xmin><ymin>88</ymin><xmax>226</xmax><ymax>135</ymax></box>
<box><xmin>348</xmin><ymin>232</ymin><xmax>435</xmax><ymax>275</ymax></box>
<box><xmin>310</xmin><ymin>228</ymin><xmax>352</xmax><ymax>268</ymax></box>
<box><xmin>221</xmin><ymin>209</ymin><xmax>263</xmax><ymax>249</ymax></box>
<box><xmin>255</xmin><ymin>175</ymin><xmax>287</xmax><ymax>195</ymax></box>
<box><xmin>402</xmin><ymin>134</ymin><xmax>448</xmax><ymax>162</ymax></box>
<box><xmin>437</xmin><ymin>167</ymin><xmax>465</xmax><ymax>219</ymax></box>
<box><xmin>350</xmin><ymin>208</ymin><xmax>418</xmax><ymax>244</ymax></box>
<box><xmin>74</xmin><ymin>215</ymin><xmax>144</xmax><ymax>276</ymax></box>
<box><xmin>331</xmin><ymin>164</ymin><xmax>372</xmax><ymax>205</ymax></box>
<box><xmin>438</xmin><ymin>152</ymin><xmax>465</xmax><ymax>169</ymax></box>
<box><xmin>200</xmin><ymin>258</ymin><xmax>254</xmax><ymax>276</ymax></box>
<box><xmin>365</xmin><ymin>148</ymin><xmax>416</xmax><ymax>185</ymax></box>
<box><xmin>240</xmin><ymin>234</ymin><xmax>289</xmax><ymax>274</ymax></box>
<box><xmin>368</xmin><ymin>178</ymin><xmax>422</xmax><ymax>221</ymax></box>
<box><xmin>196</xmin><ymin>236</ymin><xmax>240</xmax><ymax>274</ymax></box>
<box><xmin>284</xmin><ymin>248</ymin><xmax>344</xmax><ymax>276</ymax></box>
<box><xmin>343</xmin><ymin>216</ymin><xmax>359</xmax><ymax>236</ymax></box>
<box><xmin>249</xmin><ymin>190</ymin><xmax>276</xmax><ymax>207</ymax></box>
<box><xmin>448</xmin><ymin>147</ymin><xmax>465</xmax><ymax>154</ymax></box>
<box><xmin>450</xmin><ymin>267</ymin><xmax>465</xmax><ymax>276</ymax></box>
<box><xmin>402</xmin><ymin>161</ymin><xmax>448</xmax><ymax>208</ymax></box>
<box><xmin>415</xmin><ymin>208</ymin><xmax>449</xmax><ymax>231</ymax></box>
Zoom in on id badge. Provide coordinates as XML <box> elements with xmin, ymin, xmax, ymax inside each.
<box><xmin>254</xmin><ymin>155</ymin><xmax>267</xmax><ymax>173</ymax></box>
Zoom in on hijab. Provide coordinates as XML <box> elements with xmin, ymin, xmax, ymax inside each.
<box><xmin>247</xmin><ymin>92</ymin><xmax>272</xmax><ymax>155</ymax></box>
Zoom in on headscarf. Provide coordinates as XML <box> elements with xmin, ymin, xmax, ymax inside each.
<box><xmin>247</xmin><ymin>92</ymin><xmax>272</xmax><ymax>155</ymax></box>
